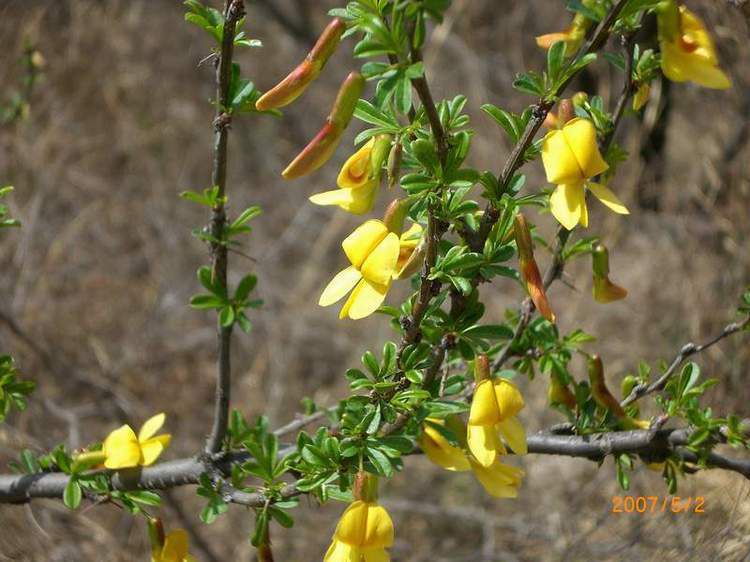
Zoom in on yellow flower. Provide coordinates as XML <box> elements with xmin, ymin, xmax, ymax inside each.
<box><xmin>324</xmin><ymin>500</ymin><xmax>394</xmax><ymax>562</ymax></box>
<box><xmin>394</xmin><ymin>223</ymin><xmax>423</xmax><ymax>279</ymax></box>
<box><xmin>319</xmin><ymin>220</ymin><xmax>400</xmax><ymax>320</ymax></box>
<box><xmin>467</xmin><ymin>378</ymin><xmax>527</xmax><ymax>467</ymax></box>
<box><xmin>420</xmin><ymin>418</ymin><xmax>524</xmax><ymax>498</ymax></box>
<box><xmin>102</xmin><ymin>413</ymin><xmax>171</xmax><ymax>469</ymax></box>
<box><xmin>658</xmin><ymin>4</ymin><xmax>731</xmax><ymax>90</ymax></box>
<box><xmin>632</xmin><ymin>83</ymin><xmax>650</xmax><ymax>111</ymax></box>
<box><xmin>309</xmin><ymin>137</ymin><xmax>386</xmax><ymax>215</ymax></box>
<box><xmin>541</xmin><ymin>117</ymin><xmax>629</xmax><ymax>230</ymax></box>
<box><xmin>152</xmin><ymin>529</ymin><xmax>196</xmax><ymax>562</ymax></box>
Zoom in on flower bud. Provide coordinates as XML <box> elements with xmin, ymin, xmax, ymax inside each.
<box><xmin>620</xmin><ymin>374</ymin><xmax>638</xmax><ymax>399</ymax></box>
<box><xmin>588</xmin><ymin>355</ymin><xmax>627</xmax><ymax>418</ymax></box>
<box><xmin>633</xmin><ymin>83</ymin><xmax>650</xmax><ymax>111</ymax></box>
<box><xmin>386</xmin><ymin>142</ymin><xmax>403</xmax><ymax>189</ymax></box>
<box><xmin>548</xmin><ymin>375</ymin><xmax>577</xmax><ymax>409</ymax></box>
<box><xmin>473</xmin><ymin>354</ymin><xmax>490</xmax><ymax>383</ymax></box>
<box><xmin>592</xmin><ymin>244</ymin><xmax>627</xmax><ymax>303</ymax></box>
<box><xmin>514</xmin><ymin>213</ymin><xmax>555</xmax><ymax>323</ymax></box>
<box><xmin>370</xmin><ymin>134</ymin><xmax>393</xmax><ymax>177</ymax></box>
<box><xmin>282</xmin><ymin>72</ymin><xmax>365</xmax><ymax>179</ymax></box>
<box><xmin>255</xmin><ymin>18</ymin><xmax>345</xmax><ymax>111</ymax></box>
<box><xmin>383</xmin><ymin>198</ymin><xmax>409</xmax><ymax>235</ymax></box>
<box><xmin>147</xmin><ymin>518</ymin><xmax>166</xmax><ymax>559</ymax></box>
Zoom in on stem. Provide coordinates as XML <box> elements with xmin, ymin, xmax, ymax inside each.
<box><xmin>205</xmin><ymin>0</ymin><xmax>245</xmax><ymax>456</ymax></box>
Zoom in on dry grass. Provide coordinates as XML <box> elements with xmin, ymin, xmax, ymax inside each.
<box><xmin>0</xmin><ymin>0</ymin><xmax>748</xmax><ymax>560</ymax></box>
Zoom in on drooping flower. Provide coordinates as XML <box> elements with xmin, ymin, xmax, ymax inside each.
<box><xmin>102</xmin><ymin>413</ymin><xmax>171</xmax><ymax>469</ymax></box>
<box><xmin>309</xmin><ymin>135</ymin><xmax>392</xmax><ymax>215</ymax></box>
<box><xmin>256</xmin><ymin>18</ymin><xmax>346</xmax><ymax>111</ymax></box>
<box><xmin>541</xmin><ymin>117</ymin><xmax>629</xmax><ymax>230</ymax></box>
<box><xmin>282</xmin><ymin>72</ymin><xmax>365</xmax><ymax>179</ymax></box>
<box><xmin>319</xmin><ymin>220</ymin><xmax>400</xmax><ymax>320</ymax></box>
<box><xmin>657</xmin><ymin>3</ymin><xmax>731</xmax><ymax>90</ymax></box>
<box><xmin>149</xmin><ymin>519</ymin><xmax>196</xmax><ymax>562</ymax></box>
<box><xmin>419</xmin><ymin>417</ymin><xmax>524</xmax><ymax>498</ymax></box>
<box><xmin>588</xmin><ymin>356</ymin><xmax>649</xmax><ymax>430</ymax></box>
<box><xmin>467</xmin><ymin>356</ymin><xmax>527</xmax><ymax>467</ymax></box>
<box><xmin>591</xmin><ymin>243</ymin><xmax>627</xmax><ymax>304</ymax></box>
<box><xmin>632</xmin><ymin>83</ymin><xmax>651</xmax><ymax>111</ymax></box>
<box><xmin>324</xmin><ymin>474</ymin><xmax>394</xmax><ymax>562</ymax></box>
<box><xmin>536</xmin><ymin>11</ymin><xmax>591</xmax><ymax>54</ymax></box>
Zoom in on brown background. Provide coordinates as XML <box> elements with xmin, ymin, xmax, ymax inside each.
<box><xmin>0</xmin><ymin>0</ymin><xmax>748</xmax><ymax>560</ymax></box>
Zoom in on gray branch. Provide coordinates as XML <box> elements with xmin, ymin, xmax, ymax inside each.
<box><xmin>1</xmin><ymin>426</ymin><xmax>747</xmax><ymax>505</ymax></box>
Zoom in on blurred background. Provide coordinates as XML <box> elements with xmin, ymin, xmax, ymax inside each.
<box><xmin>0</xmin><ymin>0</ymin><xmax>748</xmax><ymax>560</ymax></box>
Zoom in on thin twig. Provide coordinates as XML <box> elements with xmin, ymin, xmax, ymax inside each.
<box><xmin>205</xmin><ymin>0</ymin><xmax>245</xmax><ymax>456</ymax></box>
<box><xmin>621</xmin><ymin>315</ymin><xmax>750</xmax><ymax>407</ymax></box>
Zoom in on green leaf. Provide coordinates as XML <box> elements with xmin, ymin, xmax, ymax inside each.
<box><xmin>63</xmin><ymin>479</ymin><xmax>82</xmax><ymax>510</ymax></box>
<box><xmin>366</xmin><ymin>448</ymin><xmax>393</xmax><ymax>477</ymax></box>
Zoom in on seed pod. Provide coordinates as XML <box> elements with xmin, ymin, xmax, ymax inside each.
<box><xmin>255</xmin><ymin>18</ymin><xmax>345</xmax><ymax>111</ymax></box>
<box><xmin>514</xmin><ymin>214</ymin><xmax>555</xmax><ymax>323</ymax></box>
<box><xmin>282</xmin><ymin>72</ymin><xmax>365</xmax><ymax>179</ymax></box>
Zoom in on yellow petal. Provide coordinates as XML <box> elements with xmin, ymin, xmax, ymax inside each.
<box><xmin>320</xmin><ymin>266</ymin><xmax>363</xmax><ymax>307</ymax></box>
<box><xmin>661</xmin><ymin>41</ymin><xmax>731</xmax><ymax>88</ymax></box>
<box><xmin>309</xmin><ymin>181</ymin><xmax>379</xmax><ymax>215</ymax></box>
<box><xmin>103</xmin><ymin>425</ymin><xmax>141</xmax><ymax>469</ymax></box>
<box><xmin>541</xmin><ymin>129</ymin><xmax>583</xmax><ymax>185</ymax></box>
<box><xmin>399</xmin><ymin>223</ymin><xmax>423</xmax><ymax>248</ymax></box>
<box><xmin>362</xmin><ymin>547</ymin><xmax>390</xmax><ymax>562</ymax></box>
<box><xmin>588</xmin><ymin>182</ymin><xmax>629</xmax><ymax>215</ymax></box>
<box><xmin>138</xmin><ymin>413</ymin><xmax>166</xmax><ymax>442</ymax></box>
<box><xmin>362</xmin><ymin>504</ymin><xmax>394</xmax><ymax>548</ymax></box>
<box><xmin>497</xmin><ymin>416</ymin><xmax>527</xmax><ymax>455</ymax></box>
<box><xmin>549</xmin><ymin>183</ymin><xmax>585</xmax><ymax>230</ymax></box>
<box><xmin>468</xmin><ymin>380</ymin><xmax>501</xmax><ymax>425</ymax></box>
<box><xmin>562</xmin><ymin>118</ymin><xmax>609</xmax><ymax>178</ymax></box>
<box><xmin>335</xmin><ymin>501</ymin><xmax>368</xmax><ymax>545</ymax></box>
<box><xmin>360</xmin><ymin>233</ymin><xmax>399</xmax><ymax>286</ymax></box>
<box><xmin>342</xmin><ymin>279</ymin><xmax>390</xmax><ymax>320</ymax></box>
<box><xmin>342</xmin><ymin>220</ymin><xmax>388</xmax><ymax>269</ymax></box>
<box><xmin>467</xmin><ymin>423</ymin><xmax>504</xmax><ymax>467</ymax></box>
<box><xmin>161</xmin><ymin>529</ymin><xmax>190</xmax><ymax>561</ymax></box>
<box><xmin>419</xmin><ymin>424</ymin><xmax>471</xmax><ymax>472</ymax></box>
<box><xmin>140</xmin><ymin>434</ymin><xmax>171</xmax><ymax>466</ymax></box>
<box><xmin>470</xmin><ymin>459</ymin><xmax>524</xmax><ymax>498</ymax></box>
<box><xmin>337</xmin><ymin>138</ymin><xmax>375</xmax><ymax>189</ymax></box>
<box><xmin>324</xmin><ymin>540</ymin><xmax>356</xmax><ymax>562</ymax></box>
<box><xmin>494</xmin><ymin>379</ymin><xmax>525</xmax><ymax>419</ymax></box>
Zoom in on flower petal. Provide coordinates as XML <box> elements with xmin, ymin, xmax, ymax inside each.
<box><xmin>363</xmin><ymin>547</ymin><xmax>390</xmax><ymax>562</ymax></box>
<box><xmin>467</xmin><ymin>423</ymin><xmax>504</xmax><ymax>467</ymax></box>
<box><xmin>103</xmin><ymin>425</ymin><xmax>141</xmax><ymax>469</ymax></box>
<box><xmin>343</xmin><ymin>279</ymin><xmax>390</xmax><ymax>320</ymax></box>
<box><xmin>494</xmin><ymin>379</ymin><xmax>525</xmax><ymax>419</ymax></box>
<box><xmin>549</xmin><ymin>183</ymin><xmax>585</xmax><ymax>231</ymax></box>
<box><xmin>320</xmin><ymin>266</ymin><xmax>363</xmax><ymax>307</ymax></box>
<box><xmin>361</xmin><ymin>233</ymin><xmax>399</xmax><ymax>286</ymax></box>
<box><xmin>162</xmin><ymin>529</ymin><xmax>190</xmax><ymax>560</ymax></box>
<box><xmin>342</xmin><ymin>220</ymin><xmax>388</xmax><ymax>268</ymax></box>
<box><xmin>310</xmin><ymin>180</ymin><xmax>379</xmax><ymax>215</ymax></box>
<box><xmin>470</xmin><ymin>459</ymin><xmax>524</xmax><ymax>498</ymax></box>
<box><xmin>337</xmin><ymin>138</ymin><xmax>375</xmax><ymax>189</ymax></box>
<box><xmin>468</xmin><ymin>380</ymin><xmax>501</xmax><ymax>425</ymax></box>
<box><xmin>541</xmin><ymin>129</ymin><xmax>583</xmax><ymax>185</ymax></box>
<box><xmin>138</xmin><ymin>413</ymin><xmax>166</xmax><ymax>442</ymax></box>
<box><xmin>363</xmin><ymin>504</ymin><xmax>394</xmax><ymax>548</ymax></box>
<box><xmin>588</xmin><ymin>182</ymin><xmax>629</xmax><ymax>215</ymax></box>
<box><xmin>497</xmin><ymin>416</ymin><xmax>527</xmax><ymax>455</ymax></box>
<box><xmin>419</xmin><ymin>424</ymin><xmax>471</xmax><ymax>472</ymax></box>
<box><xmin>335</xmin><ymin>501</ymin><xmax>368</xmax><ymax>545</ymax></box>
<box><xmin>140</xmin><ymin>434</ymin><xmax>171</xmax><ymax>466</ymax></box>
<box><xmin>562</xmin><ymin>118</ymin><xmax>609</xmax><ymax>178</ymax></box>
<box><xmin>325</xmin><ymin>540</ymin><xmax>357</xmax><ymax>562</ymax></box>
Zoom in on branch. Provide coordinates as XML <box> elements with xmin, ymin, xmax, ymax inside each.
<box><xmin>621</xmin><ymin>314</ymin><xmax>750</xmax><ymax>407</ymax></box>
<box><xmin>205</xmin><ymin>0</ymin><xmax>245</xmax><ymax>456</ymax></box>
<box><xmin>2</xmin><ymin>424</ymin><xmax>748</xmax><ymax>505</ymax></box>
